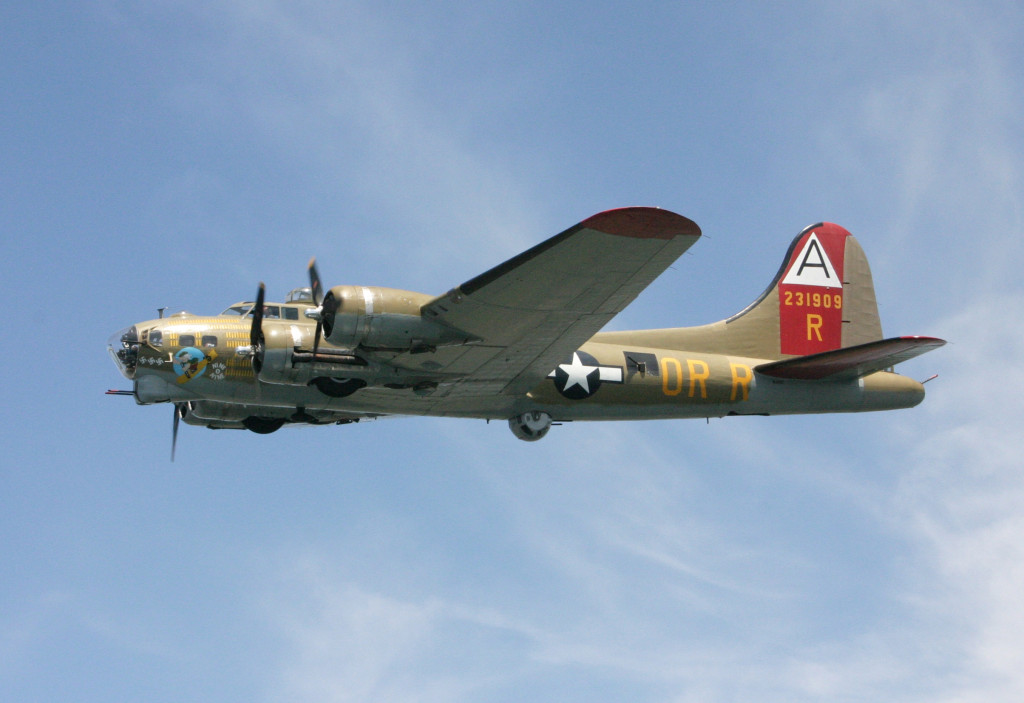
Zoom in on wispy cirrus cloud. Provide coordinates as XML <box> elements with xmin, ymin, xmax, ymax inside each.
<box><xmin>88</xmin><ymin>3</ymin><xmax>1024</xmax><ymax>702</ymax></box>
<box><xmin>133</xmin><ymin>1</ymin><xmax>550</xmax><ymax>285</ymax></box>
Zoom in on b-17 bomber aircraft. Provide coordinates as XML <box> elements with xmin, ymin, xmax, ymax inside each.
<box><xmin>107</xmin><ymin>207</ymin><xmax>944</xmax><ymax>456</ymax></box>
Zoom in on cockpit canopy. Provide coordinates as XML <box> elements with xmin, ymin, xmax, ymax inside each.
<box><xmin>220</xmin><ymin>303</ymin><xmax>303</xmax><ymax>320</ymax></box>
<box><xmin>220</xmin><ymin>287</ymin><xmax>316</xmax><ymax>319</ymax></box>
<box><xmin>286</xmin><ymin>287</ymin><xmax>314</xmax><ymax>303</ymax></box>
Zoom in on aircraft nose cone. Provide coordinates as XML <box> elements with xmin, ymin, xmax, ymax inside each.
<box><xmin>108</xmin><ymin>325</ymin><xmax>139</xmax><ymax>379</ymax></box>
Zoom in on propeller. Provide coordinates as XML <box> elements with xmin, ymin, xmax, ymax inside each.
<box><xmin>308</xmin><ymin>257</ymin><xmax>324</xmax><ymax>306</ymax></box>
<box><xmin>250</xmin><ymin>282</ymin><xmax>266</xmax><ymax>374</ymax></box>
<box><xmin>172</xmin><ymin>402</ymin><xmax>183</xmax><ymax>462</ymax></box>
<box><xmin>307</xmin><ymin>259</ymin><xmax>340</xmax><ymax>356</ymax></box>
<box><xmin>308</xmin><ymin>258</ymin><xmax>324</xmax><ymax>356</ymax></box>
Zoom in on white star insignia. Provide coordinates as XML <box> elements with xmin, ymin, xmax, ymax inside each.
<box><xmin>558</xmin><ymin>352</ymin><xmax>598</xmax><ymax>394</ymax></box>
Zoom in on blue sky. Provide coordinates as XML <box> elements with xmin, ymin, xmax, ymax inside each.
<box><xmin>3</xmin><ymin>2</ymin><xmax>1024</xmax><ymax>701</ymax></box>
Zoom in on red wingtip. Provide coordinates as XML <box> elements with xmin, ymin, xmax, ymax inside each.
<box><xmin>581</xmin><ymin>207</ymin><xmax>701</xmax><ymax>240</ymax></box>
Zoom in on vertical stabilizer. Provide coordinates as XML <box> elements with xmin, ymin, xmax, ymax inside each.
<box><xmin>775</xmin><ymin>222</ymin><xmax>882</xmax><ymax>355</ymax></box>
<box><xmin>595</xmin><ymin>223</ymin><xmax>884</xmax><ymax>360</ymax></box>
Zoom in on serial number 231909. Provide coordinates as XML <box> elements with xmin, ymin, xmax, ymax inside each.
<box><xmin>783</xmin><ymin>290</ymin><xmax>842</xmax><ymax>309</ymax></box>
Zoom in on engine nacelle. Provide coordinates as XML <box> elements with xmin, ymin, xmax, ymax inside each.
<box><xmin>254</xmin><ymin>321</ymin><xmax>368</xmax><ymax>387</ymax></box>
<box><xmin>250</xmin><ymin>322</ymin><xmax>370</xmax><ymax>395</ymax></box>
<box><xmin>508</xmin><ymin>411</ymin><xmax>553</xmax><ymax>441</ymax></box>
<box><xmin>321</xmin><ymin>285</ymin><xmax>470</xmax><ymax>351</ymax></box>
<box><xmin>257</xmin><ymin>321</ymin><xmax>314</xmax><ymax>385</ymax></box>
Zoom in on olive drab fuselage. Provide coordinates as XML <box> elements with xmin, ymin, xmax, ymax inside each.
<box><xmin>107</xmin><ymin>208</ymin><xmax>943</xmax><ymax>443</ymax></box>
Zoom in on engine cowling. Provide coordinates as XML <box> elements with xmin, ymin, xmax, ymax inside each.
<box><xmin>255</xmin><ymin>321</ymin><xmax>369</xmax><ymax>387</ymax></box>
<box><xmin>508</xmin><ymin>411</ymin><xmax>553</xmax><ymax>441</ymax></box>
<box><xmin>321</xmin><ymin>285</ymin><xmax>470</xmax><ymax>351</ymax></box>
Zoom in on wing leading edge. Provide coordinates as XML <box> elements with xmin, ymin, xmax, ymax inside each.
<box><xmin>415</xmin><ymin>207</ymin><xmax>701</xmax><ymax>398</ymax></box>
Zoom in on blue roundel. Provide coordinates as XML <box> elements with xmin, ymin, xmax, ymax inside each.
<box><xmin>552</xmin><ymin>350</ymin><xmax>604</xmax><ymax>400</ymax></box>
<box><xmin>551</xmin><ymin>350</ymin><xmax>626</xmax><ymax>400</ymax></box>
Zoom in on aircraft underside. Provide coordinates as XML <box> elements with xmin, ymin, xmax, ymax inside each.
<box><xmin>108</xmin><ymin>207</ymin><xmax>942</xmax><ymax>451</ymax></box>
<box><xmin>130</xmin><ymin>339</ymin><xmax>926</xmax><ymax>438</ymax></box>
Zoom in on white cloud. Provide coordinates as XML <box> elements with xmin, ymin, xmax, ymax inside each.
<box><xmin>885</xmin><ymin>299</ymin><xmax>1024</xmax><ymax>702</ymax></box>
<box><xmin>0</xmin><ymin>591</ymin><xmax>71</xmax><ymax>679</ymax></box>
<box><xmin>77</xmin><ymin>3</ymin><xmax>1024</xmax><ymax>702</ymax></box>
<box><xmin>152</xmin><ymin>1</ymin><xmax>549</xmax><ymax>283</ymax></box>
<box><xmin>258</xmin><ymin>550</ymin><xmax>551</xmax><ymax>702</ymax></box>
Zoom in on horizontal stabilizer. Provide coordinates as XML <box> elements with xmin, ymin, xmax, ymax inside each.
<box><xmin>755</xmin><ymin>336</ymin><xmax>946</xmax><ymax>381</ymax></box>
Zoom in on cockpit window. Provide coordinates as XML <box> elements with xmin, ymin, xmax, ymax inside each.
<box><xmin>221</xmin><ymin>303</ymin><xmax>282</xmax><ymax>318</ymax></box>
<box><xmin>150</xmin><ymin>329</ymin><xmax>163</xmax><ymax>346</ymax></box>
<box><xmin>179</xmin><ymin>334</ymin><xmax>196</xmax><ymax>347</ymax></box>
<box><xmin>202</xmin><ymin>335</ymin><xmax>218</xmax><ymax>348</ymax></box>
<box><xmin>283</xmin><ymin>307</ymin><xmax>299</xmax><ymax>320</ymax></box>
<box><xmin>287</xmin><ymin>287</ymin><xmax>314</xmax><ymax>303</ymax></box>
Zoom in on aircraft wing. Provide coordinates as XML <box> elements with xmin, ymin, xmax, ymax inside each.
<box><xmin>412</xmin><ymin>207</ymin><xmax>701</xmax><ymax>398</ymax></box>
<box><xmin>755</xmin><ymin>336</ymin><xmax>946</xmax><ymax>381</ymax></box>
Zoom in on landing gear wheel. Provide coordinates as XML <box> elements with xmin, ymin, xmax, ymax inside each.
<box><xmin>242</xmin><ymin>416</ymin><xmax>285</xmax><ymax>434</ymax></box>
<box><xmin>311</xmin><ymin>377</ymin><xmax>367</xmax><ymax>398</ymax></box>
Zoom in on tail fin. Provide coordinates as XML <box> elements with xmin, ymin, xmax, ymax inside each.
<box><xmin>599</xmin><ymin>223</ymin><xmax>884</xmax><ymax>360</ymax></box>
<box><xmin>723</xmin><ymin>222</ymin><xmax>883</xmax><ymax>359</ymax></box>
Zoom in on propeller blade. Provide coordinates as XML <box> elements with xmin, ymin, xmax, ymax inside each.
<box><xmin>250</xmin><ymin>282</ymin><xmax>266</xmax><ymax>348</ymax></box>
<box><xmin>172</xmin><ymin>404</ymin><xmax>181</xmax><ymax>462</ymax></box>
<box><xmin>313</xmin><ymin>319</ymin><xmax>323</xmax><ymax>358</ymax></box>
<box><xmin>308</xmin><ymin>257</ymin><xmax>323</xmax><ymax>307</ymax></box>
<box><xmin>308</xmin><ymin>258</ymin><xmax>326</xmax><ymax>357</ymax></box>
<box><xmin>250</xmin><ymin>283</ymin><xmax>266</xmax><ymax>374</ymax></box>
